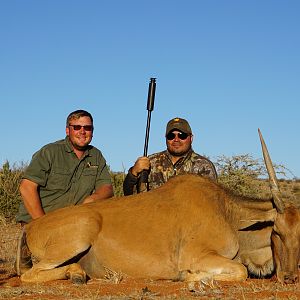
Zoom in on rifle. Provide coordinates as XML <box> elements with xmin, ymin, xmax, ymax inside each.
<box><xmin>137</xmin><ymin>78</ymin><xmax>156</xmax><ymax>193</ymax></box>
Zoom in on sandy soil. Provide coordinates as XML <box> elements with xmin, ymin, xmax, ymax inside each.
<box><xmin>1</xmin><ymin>274</ymin><xmax>300</xmax><ymax>299</ymax></box>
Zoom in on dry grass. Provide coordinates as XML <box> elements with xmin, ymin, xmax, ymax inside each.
<box><xmin>260</xmin><ymin>179</ymin><xmax>300</xmax><ymax>207</ymax></box>
<box><xmin>0</xmin><ymin>220</ymin><xmax>20</xmax><ymax>278</ymax></box>
<box><xmin>102</xmin><ymin>267</ymin><xmax>124</xmax><ymax>284</ymax></box>
<box><xmin>0</xmin><ymin>162</ymin><xmax>24</xmax><ymax>220</ymax></box>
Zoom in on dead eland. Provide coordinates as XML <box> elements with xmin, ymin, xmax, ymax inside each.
<box><xmin>17</xmin><ymin>130</ymin><xmax>300</xmax><ymax>284</ymax></box>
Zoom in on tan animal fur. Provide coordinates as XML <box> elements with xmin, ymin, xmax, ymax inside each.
<box><xmin>20</xmin><ymin>174</ymin><xmax>300</xmax><ymax>284</ymax></box>
<box><xmin>19</xmin><ymin>130</ymin><xmax>300</xmax><ymax>284</ymax></box>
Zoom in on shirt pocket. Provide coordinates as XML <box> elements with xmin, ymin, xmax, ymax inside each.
<box><xmin>81</xmin><ymin>167</ymin><xmax>98</xmax><ymax>191</ymax></box>
<box><xmin>47</xmin><ymin>167</ymin><xmax>71</xmax><ymax>191</ymax></box>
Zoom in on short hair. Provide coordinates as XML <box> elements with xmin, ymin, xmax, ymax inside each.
<box><xmin>66</xmin><ymin>110</ymin><xmax>93</xmax><ymax>126</ymax></box>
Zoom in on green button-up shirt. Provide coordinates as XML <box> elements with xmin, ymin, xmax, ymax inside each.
<box><xmin>17</xmin><ymin>137</ymin><xmax>112</xmax><ymax>223</ymax></box>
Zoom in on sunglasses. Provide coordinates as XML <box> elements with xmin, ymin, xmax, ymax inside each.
<box><xmin>166</xmin><ymin>132</ymin><xmax>189</xmax><ymax>141</ymax></box>
<box><xmin>69</xmin><ymin>124</ymin><xmax>93</xmax><ymax>131</ymax></box>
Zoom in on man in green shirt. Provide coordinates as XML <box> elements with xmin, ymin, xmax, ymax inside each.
<box><xmin>16</xmin><ymin>109</ymin><xmax>113</xmax><ymax>274</ymax></box>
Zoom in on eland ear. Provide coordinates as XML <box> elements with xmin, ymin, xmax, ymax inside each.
<box><xmin>239</xmin><ymin>208</ymin><xmax>277</xmax><ymax>230</ymax></box>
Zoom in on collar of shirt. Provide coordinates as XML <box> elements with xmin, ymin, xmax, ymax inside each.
<box><xmin>164</xmin><ymin>148</ymin><xmax>194</xmax><ymax>167</ymax></box>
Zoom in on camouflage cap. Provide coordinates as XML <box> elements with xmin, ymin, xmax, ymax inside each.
<box><xmin>165</xmin><ymin>117</ymin><xmax>192</xmax><ymax>135</ymax></box>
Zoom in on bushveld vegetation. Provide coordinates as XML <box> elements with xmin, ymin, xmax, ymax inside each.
<box><xmin>0</xmin><ymin>155</ymin><xmax>299</xmax><ymax>221</ymax></box>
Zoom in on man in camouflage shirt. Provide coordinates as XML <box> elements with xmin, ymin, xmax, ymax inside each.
<box><xmin>123</xmin><ymin>117</ymin><xmax>217</xmax><ymax>195</ymax></box>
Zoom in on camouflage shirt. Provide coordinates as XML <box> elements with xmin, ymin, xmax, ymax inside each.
<box><xmin>123</xmin><ymin>149</ymin><xmax>217</xmax><ymax>195</ymax></box>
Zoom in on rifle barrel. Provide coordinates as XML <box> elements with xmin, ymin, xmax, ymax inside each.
<box><xmin>143</xmin><ymin>78</ymin><xmax>156</xmax><ymax>156</ymax></box>
<box><xmin>144</xmin><ymin>111</ymin><xmax>152</xmax><ymax>156</ymax></box>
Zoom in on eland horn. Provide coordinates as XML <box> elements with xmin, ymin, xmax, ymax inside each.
<box><xmin>258</xmin><ymin>128</ymin><xmax>285</xmax><ymax>213</ymax></box>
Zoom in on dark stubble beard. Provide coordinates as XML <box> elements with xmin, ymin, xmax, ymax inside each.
<box><xmin>73</xmin><ymin>143</ymin><xmax>89</xmax><ymax>151</ymax></box>
<box><xmin>168</xmin><ymin>145</ymin><xmax>191</xmax><ymax>157</ymax></box>
<box><xmin>71</xmin><ymin>138</ymin><xmax>91</xmax><ymax>151</ymax></box>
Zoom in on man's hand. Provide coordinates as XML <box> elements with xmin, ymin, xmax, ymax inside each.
<box><xmin>131</xmin><ymin>156</ymin><xmax>150</xmax><ymax>176</ymax></box>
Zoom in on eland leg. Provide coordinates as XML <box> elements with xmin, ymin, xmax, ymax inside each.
<box><xmin>180</xmin><ymin>253</ymin><xmax>248</xmax><ymax>282</ymax></box>
<box><xmin>21</xmin><ymin>262</ymin><xmax>86</xmax><ymax>283</ymax></box>
<box><xmin>20</xmin><ymin>242</ymin><xmax>91</xmax><ymax>283</ymax></box>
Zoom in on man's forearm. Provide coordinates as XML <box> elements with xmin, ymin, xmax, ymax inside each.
<box><xmin>83</xmin><ymin>184</ymin><xmax>114</xmax><ymax>203</ymax></box>
<box><xmin>123</xmin><ymin>168</ymin><xmax>139</xmax><ymax>196</ymax></box>
<box><xmin>21</xmin><ymin>191</ymin><xmax>45</xmax><ymax>220</ymax></box>
<box><xmin>19</xmin><ymin>179</ymin><xmax>45</xmax><ymax>220</ymax></box>
<box><xmin>23</xmin><ymin>198</ymin><xmax>45</xmax><ymax>220</ymax></box>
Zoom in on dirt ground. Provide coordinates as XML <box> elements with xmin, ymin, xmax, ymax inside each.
<box><xmin>1</xmin><ymin>223</ymin><xmax>300</xmax><ymax>299</ymax></box>
<box><xmin>2</xmin><ymin>276</ymin><xmax>300</xmax><ymax>300</ymax></box>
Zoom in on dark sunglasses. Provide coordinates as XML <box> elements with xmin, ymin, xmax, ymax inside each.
<box><xmin>69</xmin><ymin>124</ymin><xmax>93</xmax><ymax>131</ymax></box>
<box><xmin>166</xmin><ymin>132</ymin><xmax>189</xmax><ymax>141</ymax></box>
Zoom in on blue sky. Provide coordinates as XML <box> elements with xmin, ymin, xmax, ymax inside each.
<box><xmin>1</xmin><ymin>0</ymin><xmax>299</xmax><ymax>178</ymax></box>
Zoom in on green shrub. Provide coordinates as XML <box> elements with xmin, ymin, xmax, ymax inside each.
<box><xmin>215</xmin><ymin>154</ymin><xmax>296</xmax><ymax>201</ymax></box>
<box><xmin>0</xmin><ymin>161</ymin><xmax>25</xmax><ymax>220</ymax></box>
<box><xmin>110</xmin><ymin>171</ymin><xmax>125</xmax><ymax>197</ymax></box>
<box><xmin>215</xmin><ymin>154</ymin><xmax>265</xmax><ymax>198</ymax></box>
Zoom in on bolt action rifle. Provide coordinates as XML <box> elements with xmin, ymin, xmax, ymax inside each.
<box><xmin>137</xmin><ymin>78</ymin><xmax>156</xmax><ymax>193</ymax></box>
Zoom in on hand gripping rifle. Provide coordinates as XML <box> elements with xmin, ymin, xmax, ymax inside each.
<box><xmin>137</xmin><ymin>77</ymin><xmax>156</xmax><ymax>193</ymax></box>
